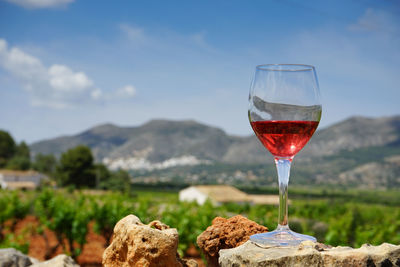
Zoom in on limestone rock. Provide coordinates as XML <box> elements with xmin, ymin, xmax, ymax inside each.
<box><xmin>0</xmin><ymin>248</ymin><xmax>33</xmax><ymax>267</ymax></box>
<box><xmin>102</xmin><ymin>215</ymin><xmax>197</xmax><ymax>267</ymax></box>
<box><xmin>196</xmin><ymin>215</ymin><xmax>268</xmax><ymax>267</ymax></box>
<box><xmin>29</xmin><ymin>254</ymin><xmax>79</xmax><ymax>267</ymax></box>
<box><xmin>219</xmin><ymin>240</ymin><xmax>400</xmax><ymax>267</ymax></box>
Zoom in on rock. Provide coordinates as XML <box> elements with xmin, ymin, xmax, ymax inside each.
<box><xmin>28</xmin><ymin>257</ymin><xmax>40</xmax><ymax>265</ymax></box>
<box><xmin>196</xmin><ymin>215</ymin><xmax>268</xmax><ymax>267</ymax></box>
<box><xmin>29</xmin><ymin>254</ymin><xmax>79</xmax><ymax>267</ymax></box>
<box><xmin>0</xmin><ymin>249</ymin><xmax>76</xmax><ymax>267</ymax></box>
<box><xmin>219</xmin><ymin>240</ymin><xmax>400</xmax><ymax>267</ymax></box>
<box><xmin>0</xmin><ymin>248</ymin><xmax>33</xmax><ymax>267</ymax></box>
<box><xmin>102</xmin><ymin>215</ymin><xmax>197</xmax><ymax>267</ymax></box>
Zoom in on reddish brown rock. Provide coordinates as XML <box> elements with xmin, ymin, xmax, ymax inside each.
<box><xmin>102</xmin><ymin>215</ymin><xmax>197</xmax><ymax>267</ymax></box>
<box><xmin>196</xmin><ymin>215</ymin><xmax>268</xmax><ymax>267</ymax></box>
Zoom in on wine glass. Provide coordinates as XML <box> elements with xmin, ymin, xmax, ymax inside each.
<box><xmin>248</xmin><ymin>64</ymin><xmax>322</xmax><ymax>246</ymax></box>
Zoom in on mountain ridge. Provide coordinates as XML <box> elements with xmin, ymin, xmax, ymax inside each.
<box><xmin>29</xmin><ymin>115</ymin><xmax>400</xmax><ymax>188</ymax></box>
<box><xmin>30</xmin><ymin>115</ymin><xmax>400</xmax><ymax>163</ymax></box>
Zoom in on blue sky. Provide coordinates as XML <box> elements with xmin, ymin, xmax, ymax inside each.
<box><xmin>0</xmin><ymin>0</ymin><xmax>399</xmax><ymax>143</ymax></box>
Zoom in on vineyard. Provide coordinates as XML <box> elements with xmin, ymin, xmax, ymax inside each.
<box><xmin>0</xmin><ymin>187</ymin><xmax>399</xmax><ymax>265</ymax></box>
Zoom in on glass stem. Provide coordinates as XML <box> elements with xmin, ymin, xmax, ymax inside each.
<box><xmin>275</xmin><ymin>157</ymin><xmax>292</xmax><ymax>229</ymax></box>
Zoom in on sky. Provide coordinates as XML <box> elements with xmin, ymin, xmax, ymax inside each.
<box><xmin>0</xmin><ymin>0</ymin><xmax>399</xmax><ymax>143</ymax></box>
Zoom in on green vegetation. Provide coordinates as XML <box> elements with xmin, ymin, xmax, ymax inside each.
<box><xmin>6</xmin><ymin>141</ymin><xmax>31</xmax><ymax>170</ymax></box>
<box><xmin>53</xmin><ymin>145</ymin><xmax>131</xmax><ymax>191</ymax></box>
<box><xmin>0</xmin><ymin>188</ymin><xmax>399</xmax><ymax>259</ymax></box>
<box><xmin>56</xmin><ymin>145</ymin><xmax>96</xmax><ymax>188</ymax></box>
<box><xmin>0</xmin><ymin>130</ymin><xmax>16</xmax><ymax>167</ymax></box>
<box><xmin>32</xmin><ymin>153</ymin><xmax>57</xmax><ymax>175</ymax></box>
<box><xmin>0</xmin><ymin>129</ymin><xmax>58</xmax><ymax>175</ymax></box>
<box><xmin>241</xmin><ymin>186</ymin><xmax>400</xmax><ymax>206</ymax></box>
<box><xmin>1</xmin><ymin>121</ymin><xmax>399</xmax><ymax>258</ymax></box>
<box><xmin>0</xmin><ymin>130</ymin><xmax>131</xmax><ymax>192</ymax></box>
<box><xmin>95</xmin><ymin>165</ymin><xmax>132</xmax><ymax>193</ymax></box>
<box><xmin>0</xmin><ymin>130</ymin><xmax>31</xmax><ymax>170</ymax></box>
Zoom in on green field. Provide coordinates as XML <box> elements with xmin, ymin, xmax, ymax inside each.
<box><xmin>0</xmin><ymin>187</ymin><xmax>399</xmax><ymax>258</ymax></box>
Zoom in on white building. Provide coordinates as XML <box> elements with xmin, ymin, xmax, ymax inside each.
<box><xmin>0</xmin><ymin>170</ymin><xmax>47</xmax><ymax>190</ymax></box>
<box><xmin>179</xmin><ymin>185</ymin><xmax>250</xmax><ymax>205</ymax></box>
<box><xmin>179</xmin><ymin>185</ymin><xmax>281</xmax><ymax>206</ymax></box>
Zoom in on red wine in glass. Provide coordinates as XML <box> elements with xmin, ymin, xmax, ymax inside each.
<box><xmin>248</xmin><ymin>64</ymin><xmax>322</xmax><ymax>246</ymax></box>
<box><xmin>250</xmin><ymin>120</ymin><xmax>319</xmax><ymax>158</ymax></box>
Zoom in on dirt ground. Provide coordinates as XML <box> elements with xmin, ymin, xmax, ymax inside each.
<box><xmin>8</xmin><ymin>216</ymin><xmax>205</xmax><ymax>267</ymax></box>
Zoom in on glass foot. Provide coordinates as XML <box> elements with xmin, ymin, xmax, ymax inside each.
<box><xmin>250</xmin><ymin>225</ymin><xmax>316</xmax><ymax>247</ymax></box>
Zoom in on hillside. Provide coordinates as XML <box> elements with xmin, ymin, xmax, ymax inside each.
<box><xmin>31</xmin><ymin>116</ymin><xmax>400</xmax><ymax>163</ymax></box>
<box><xmin>300</xmin><ymin>116</ymin><xmax>400</xmax><ymax>157</ymax></box>
<box><xmin>30</xmin><ymin>115</ymin><xmax>400</xmax><ymax>188</ymax></box>
<box><xmin>31</xmin><ymin>120</ymin><xmax>242</xmax><ymax>166</ymax></box>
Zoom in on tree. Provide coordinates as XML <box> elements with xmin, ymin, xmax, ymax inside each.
<box><xmin>33</xmin><ymin>153</ymin><xmax>57</xmax><ymax>175</ymax></box>
<box><xmin>6</xmin><ymin>157</ymin><xmax>30</xmax><ymax>170</ymax></box>
<box><xmin>16</xmin><ymin>141</ymin><xmax>30</xmax><ymax>158</ymax></box>
<box><xmin>0</xmin><ymin>130</ymin><xmax>16</xmax><ymax>167</ymax></box>
<box><xmin>104</xmin><ymin>169</ymin><xmax>132</xmax><ymax>193</ymax></box>
<box><xmin>94</xmin><ymin>163</ymin><xmax>111</xmax><ymax>189</ymax></box>
<box><xmin>56</xmin><ymin>145</ymin><xmax>96</xmax><ymax>188</ymax></box>
<box><xmin>6</xmin><ymin>142</ymin><xmax>31</xmax><ymax>170</ymax></box>
<box><xmin>95</xmin><ymin>165</ymin><xmax>131</xmax><ymax>193</ymax></box>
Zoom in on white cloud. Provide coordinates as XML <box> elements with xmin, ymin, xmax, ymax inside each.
<box><xmin>116</xmin><ymin>85</ymin><xmax>136</xmax><ymax>98</ymax></box>
<box><xmin>119</xmin><ymin>23</ymin><xmax>214</xmax><ymax>53</ymax></box>
<box><xmin>91</xmin><ymin>88</ymin><xmax>102</xmax><ymax>100</ymax></box>
<box><xmin>119</xmin><ymin>24</ymin><xmax>146</xmax><ymax>43</ymax></box>
<box><xmin>189</xmin><ymin>31</ymin><xmax>212</xmax><ymax>50</ymax></box>
<box><xmin>48</xmin><ymin>64</ymin><xmax>93</xmax><ymax>91</ymax></box>
<box><xmin>4</xmin><ymin>0</ymin><xmax>74</xmax><ymax>9</ymax></box>
<box><xmin>348</xmin><ymin>8</ymin><xmax>398</xmax><ymax>34</ymax></box>
<box><xmin>0</xmin><ymin>38</ymin><xmax>101</xmax><ymax>108</ymax></box>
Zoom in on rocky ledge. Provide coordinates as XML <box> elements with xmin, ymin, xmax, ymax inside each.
<box><xmin>0</xmin><ymin>248</ymin><xmax>79</xmax><ymax>267</ymax></box>
<box><xmin>219</xmin><ymin>240</ymin><xmax>400</xmax><ymax>267</ymax></box>
<box><xmin>3</xmin><ymin>214</ymin><xmax>400</xmax><ymax>267</ymax></box>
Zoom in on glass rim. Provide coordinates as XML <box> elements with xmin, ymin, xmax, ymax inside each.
<box><xmin>256</xmin><ymin>64</ymin><xmax>315</xmax><ymax>72</ymax></box>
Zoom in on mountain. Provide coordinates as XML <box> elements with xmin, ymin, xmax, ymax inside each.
<box><xmin>299</xmin><ymin>115</ymin><xmax>400</xmax><ymax>157</ymax></box>
<box><xmin>31</xmin><ymin>116</ymin><xmax>400</xmax><ymax>163</ymax></box>
<box><xmin>30</xmin><ymin>123</ymin><xmax>133</xmax><ymax>160</ymax></box>
<box><xmin>30</xmin><ymin>115</ymin><xmax>400</xmax><ymax>188</ymax></box>
<box><xmin>31</xmin><ymin>119</ymin><xmax>246</xmax><ymax>165</ymax></box>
